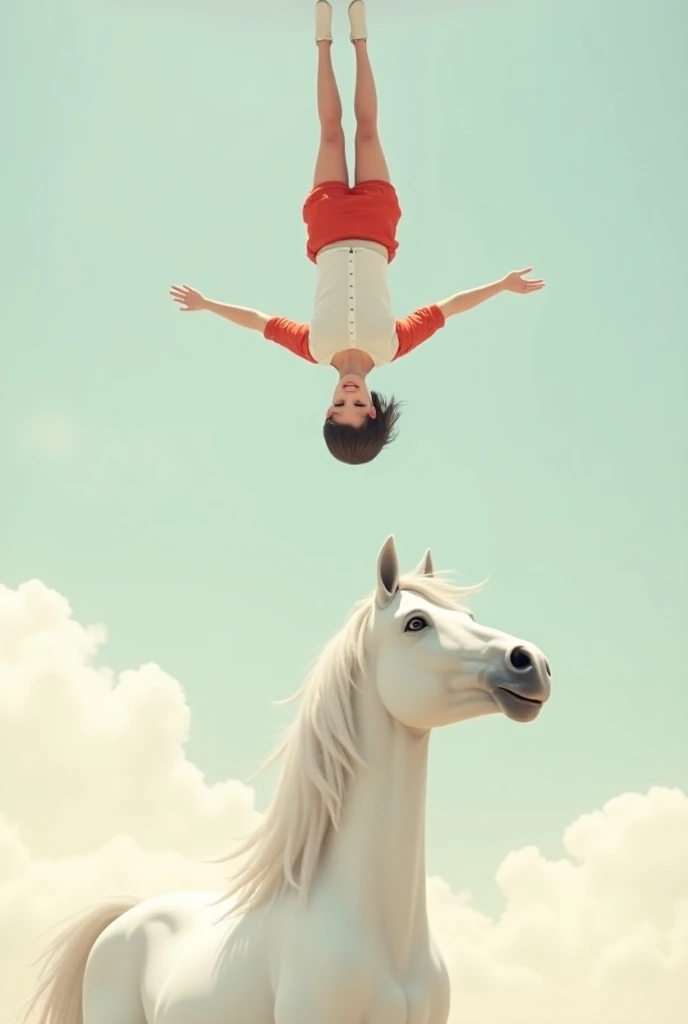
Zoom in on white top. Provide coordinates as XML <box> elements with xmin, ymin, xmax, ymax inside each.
<box><xmin>309</xmin><ymin>241</ymin><xmax>399</xmax><ymax>367</ymax></box>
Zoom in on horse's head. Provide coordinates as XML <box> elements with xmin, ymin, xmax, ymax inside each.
<box><xmin>222</xmin><ymin>536</ymin><xmax>553</xmax><ymax>917</ymax></box>
<box><xmin>367</xmin><ymin>536</ymin><xmax>552</xmax><ymax>731</ymax></box>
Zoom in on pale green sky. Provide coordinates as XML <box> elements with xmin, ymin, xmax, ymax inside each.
<box><xmin>3</xmin><ymin>0</ymin><xmax>687</xmax><ymax>911</ymax></box>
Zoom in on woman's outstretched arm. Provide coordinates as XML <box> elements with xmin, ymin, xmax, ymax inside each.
<box><xmin>169</xmin><ymin>285</ymin><xmax>271</xmax><ymax>333</ymax></box>
<box><xmin>170</xmin><ymin>284</ymin><xmax>315</xmax><ymax>363</ymax></box>
<box><xmin>436</xmin><ymin>269</ymin><xmax>545</xmax><ymax>319</ymax></box>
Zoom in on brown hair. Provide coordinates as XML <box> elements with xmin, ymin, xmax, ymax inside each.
<box><xmin>323</xmin><ymin>392</ymin><xmax>402</xmax><ymax>465</ymax></box>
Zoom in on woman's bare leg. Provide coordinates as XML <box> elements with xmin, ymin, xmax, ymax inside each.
<box><xmin>353</xmin><ymin>38</ymin><xmax>390</xmax><ymax>184</ymax></box>
<box><xmin>313</xmin><ymin>39</ymin><xmax>349</xmax><ymax>186</ymax></box>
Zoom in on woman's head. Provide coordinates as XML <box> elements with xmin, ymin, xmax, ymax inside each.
<box><xmin>324</xmin><ymin>388</ymin><xmax>401</xmax><ymax>465</ymax></box>
<box><xmin>326</xmin><ymin>373</ymin><xmax>378</xmax><ymax>426</ymax></box>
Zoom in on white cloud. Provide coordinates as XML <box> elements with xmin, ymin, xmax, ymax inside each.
<box><xmin>0</xmin><ymin>580</ymin><xmax>686</xmax><ymax>1023</ymax></box>
<box><xmin>0</xmin><ymin>581</ymin><xmax>257</xmax><ymax>861</ymax></box>
<box><xmin>430</xmin><ymin>787</ymin><xmax>688</xmax><ymax>1023</ymax></box>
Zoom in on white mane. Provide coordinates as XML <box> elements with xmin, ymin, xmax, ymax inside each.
<box><xmin>221</xmin><ymin>574</ymin><xmax>476</xmax><ymax>917</ymax></box>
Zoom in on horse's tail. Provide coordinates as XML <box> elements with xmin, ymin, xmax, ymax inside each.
<box><xmin>21</xmin><ymin>898</ymin><xmax>139</xmax><ymax>1024</ymax></box>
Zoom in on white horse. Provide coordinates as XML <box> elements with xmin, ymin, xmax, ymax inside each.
<box><xmin>24</xmin><ymin>537</ymin><xmax>552</xmax><ymax>1024</ymax></box>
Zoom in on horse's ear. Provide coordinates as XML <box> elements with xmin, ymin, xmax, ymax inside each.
<box><xmin>413</xmin><ymin>549</ymin><xmax>434</xmax><ymax>577</ymax></box>
<box><xmin>376</xmin><ymin>536</ymin><xmax>400</xmax><ymax>608</ymax></box>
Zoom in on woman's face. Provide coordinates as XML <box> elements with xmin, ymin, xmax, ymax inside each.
<box><xmin>327</xmin><ymin>375</ymin><xmax>377</xmax><ymax>428</ymax></box>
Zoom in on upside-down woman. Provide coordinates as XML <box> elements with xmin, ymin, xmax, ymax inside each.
<box><xmin>170</xmin><ymin>0</ymin><xmax>545</xmax><ymax>464</ymax></box>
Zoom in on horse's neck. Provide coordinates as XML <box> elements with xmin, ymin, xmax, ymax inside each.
<box><xmin>319</xmin><ymin>672</ymin><xmax>431</xmax><ymax>969</ymax></box>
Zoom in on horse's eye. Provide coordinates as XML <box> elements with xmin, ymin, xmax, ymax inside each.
<box><xmin>404</xmin><ymin>616</ymin><xmax>428</xmax><ymax>633</ymax></box>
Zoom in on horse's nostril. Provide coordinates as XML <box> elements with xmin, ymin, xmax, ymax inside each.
<box><xmin>508</xmin><ymin>646</ymin><xmax>533</xmax><ymax>672</ymax></box>
<box><xmin>545</xmin><ymin>660</ymin><xmax>552</xmax><ymax>677</ymax></box>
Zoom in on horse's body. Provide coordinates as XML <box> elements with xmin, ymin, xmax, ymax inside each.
<box><xmin>85</xmin><ymin>884</ymin><xmax>448</xmax><ymax>1024</ymax></box>
<box><xmin>24</xmin><ymin>539</ymin><xmax>552</xmax><ymax>1024</ymax></box>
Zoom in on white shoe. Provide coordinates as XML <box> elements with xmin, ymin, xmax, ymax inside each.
<box><xmin>315</xmin><ymin>0</ymin><xmax>333</xmax><ymax>42</ymax></box>
<box><xmin>348</xmin><ymin>0</ymin><xmax>367</xmax><ymax>41</ymax></box>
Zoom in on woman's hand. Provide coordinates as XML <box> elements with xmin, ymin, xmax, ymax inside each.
<box><xmin>170</xmin><ymin>284</ymin><xmax>207</xmax><ymax>312</ymax></box>
<box><xmin>502</xmin><ymin>269</ymin><xmax>546</xmax><ymax>294</ymax></box>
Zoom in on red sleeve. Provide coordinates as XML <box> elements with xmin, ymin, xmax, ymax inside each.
<box><xmin>393</xmin><ymin>304</ymin><xmax>446</xmax><ymax>360</ymax></box>
<box><xmin>264</xmin><ymin>317</ymin><xmax>316</xmax><ymax>363</ymax></box>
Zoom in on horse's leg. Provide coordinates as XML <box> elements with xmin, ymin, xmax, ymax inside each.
<box><xmin>275</xmin><ymin>997</ymin><xmax>362</xmax><ymax>1024</ymax></box>
<box><xmin>82</xmin><ymin>930</ymin><xmax>147</xmax><ymax>1024</ymax></box>
<box><xmin>82</xmin><ymin>986</ymin><xmax>146</xmax><ymax>1024</ymax></box>
<box><xmin>274</xmin><ymin>975</ymin><xmax>365</xmax><ymax>1024</ymax></box>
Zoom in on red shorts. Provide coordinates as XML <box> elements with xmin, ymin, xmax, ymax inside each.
<box><xmin>303</xmin><ymin>180</ymin><xmax>402</xmax><ymax>264</ymax></box>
